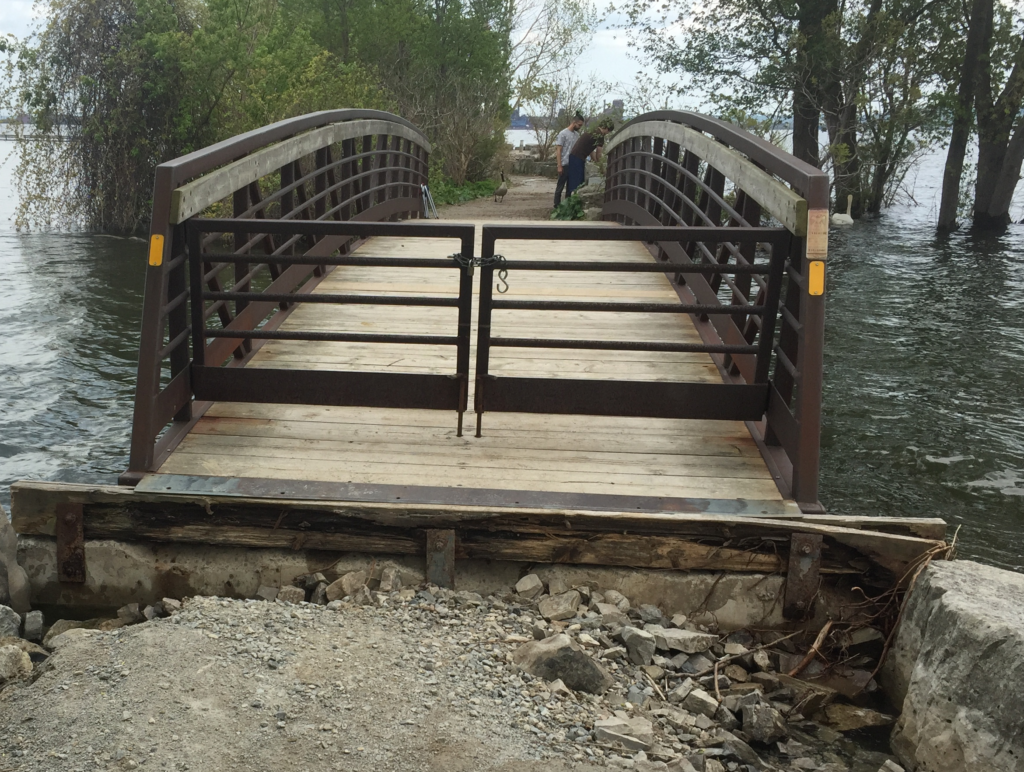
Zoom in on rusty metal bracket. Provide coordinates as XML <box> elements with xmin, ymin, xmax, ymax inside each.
<box><xmin>425</xmin><ymin>529</ymin><xmax>455</xmax><ymax>589</ymax></box>
<box><xmin>783</xmin><ymin>532</ymin><xmax>822</xmax><ymax>620</ymax></box>
<box><xmin>55</xmin><ymin>502</ymin><xmax>86</xmax><ymax>583</ymax></box>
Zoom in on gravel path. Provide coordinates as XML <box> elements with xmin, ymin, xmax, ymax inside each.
<box><xmin>0</xmin><ymin>581</ymin><xmax>904</xmax><ymax>772</ymax></box>
<box><xmin>1</xmin><ymin>593</ymin><xmax>596</xmax><ymax>772</ymax></box>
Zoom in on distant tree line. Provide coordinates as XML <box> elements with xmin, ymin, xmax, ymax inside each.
<box><xmin>0</xmin><ymin>0</ymin><xmax>592</xmax><ymax>233</ymax></box>
<box><xmin>622</xmin><ymin>0</ymin><xmax>1024</xmax><ymax>232</ymax></box>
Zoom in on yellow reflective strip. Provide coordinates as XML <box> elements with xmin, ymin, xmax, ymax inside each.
<box><xmin>808</xmin><ymin>260</ymin><xmax>825</xmax><ymax>296</ymax></box>
<box><xmin>148</xmin><ymin>234</ymin><xmax>165</xmax><ymax>267</ymax></box>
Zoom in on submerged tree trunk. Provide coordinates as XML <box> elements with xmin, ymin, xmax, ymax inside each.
<box><xmin>938</xmin><ymin>0</ymin><xmax>990</xmax><ymax>231</ymax></box>
<box><xmin>970</xmin><ymin>3</ymin><xmax>1024</xmax><ymax>231</ymax></box>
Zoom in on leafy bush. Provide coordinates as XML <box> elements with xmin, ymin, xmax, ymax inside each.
<box><xmin>550</xmin><ymin>193</ymin><xmax>585</xmax><ymax>220</ymax></box>
<box><xmin>429</xmin><ymin>177</ymin><xmax>500</xmax><ymax>206</ymax></box>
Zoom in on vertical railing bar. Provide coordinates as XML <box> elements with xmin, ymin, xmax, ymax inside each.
<box><xmin>187</xmin><ymin>223</ymin><xmax>207</xmax><ymax>370</ymax></box>
<box><xmin>754</xmin><ymin>233</ymin><xmax>790</xmax><ymax>384</ymax></box>
<box><xmin>475</xmin><ymin>229</ymin><xmax>497</xmax><ymax>437</ymax></box>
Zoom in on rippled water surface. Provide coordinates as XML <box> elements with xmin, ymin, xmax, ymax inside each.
<box><xmin>0</xmin><ymin>143</ymin><xmax>1022</xmax><ymax>569</ymax></box>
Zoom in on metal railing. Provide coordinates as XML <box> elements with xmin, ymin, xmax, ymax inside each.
<box><xmin>123</xmin><ymin>110</ymin><xmax>433</xmax><ymax>483</ymax></box>
<box><xmin>602</xmin><ymin>111</ymin><xmax>830</xmax><ymax>511</ymax></box>
<box><xmin>474</xmin><ymin>224</ymin><xmax>790</xmax><ymax>432</ymax></box>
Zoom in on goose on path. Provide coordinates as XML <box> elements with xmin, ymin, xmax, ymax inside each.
<box><xmin>494</xmin><ymin>172</ymin><xmax>508</xmax><ymax>203</ymax></box>
<box><xmin>832</xmin><ymin>194</ymin><xmax>854</xmax><ymax>226</ymax></box>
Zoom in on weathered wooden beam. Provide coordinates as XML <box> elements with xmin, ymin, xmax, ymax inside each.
<box><xmin>169</xmin><ymin>120</ymin><xmax>430</xmax><ymax>225</ymax></box>
<box><xmin>9</xmin><ymin>481</ymin><xmax>947</xmax><ymax>580</ymax></box>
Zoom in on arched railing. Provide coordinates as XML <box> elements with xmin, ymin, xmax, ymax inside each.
<box><xmin>603</xmin><ymin>111</ymin><xmax>830</xmax><ymax>511</ymax></box>
<box><xmin>122</xmin><ymin>110</ymin><xmax>436</xmax><ymax>483</ymax></box>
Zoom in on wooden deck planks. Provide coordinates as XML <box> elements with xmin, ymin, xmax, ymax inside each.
<box><xmin>159</xmin><ymin>219</ymin><xmax>785</xmax><ymax>505</ymax></box>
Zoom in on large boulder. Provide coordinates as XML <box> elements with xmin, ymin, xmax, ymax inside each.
<box><xmin>512</xmin><ymin>633</ymin><xmax>613</xmax><ymax>694</ymax></box>
<box><xmin>887</xmin><ymin>560</ymin><xmax>1024</xmax><ymax>772</ymax></box>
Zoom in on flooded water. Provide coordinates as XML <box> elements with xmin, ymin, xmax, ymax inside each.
<box><xmin>0</xmin><ymin>141</ymin><xmax>1022</xmax><ymax>570</ymax></box>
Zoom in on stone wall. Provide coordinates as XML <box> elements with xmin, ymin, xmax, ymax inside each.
<box><xmin>884</xmin><ymin>560</ymin><xmax>1024</xmax><ymax>771</ymax></box>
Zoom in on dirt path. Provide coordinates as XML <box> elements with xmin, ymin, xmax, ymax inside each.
<box><xmin>437</xmin><ymin>175</ymin><xmax>555</xmax><ymax>220</ymax></box>
<box><xmin>1</xmin><ymin>594</ymin><xmax>598</xmax><ymax>772</ymax></box>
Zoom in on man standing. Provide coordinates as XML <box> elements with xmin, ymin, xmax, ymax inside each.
<box><xmin>553</xmin><ymin>112</ymin><xmax>584</xmax><ymax>207</ymax></box>
<box><xmin>567</xmin><ymin>117</ymin><xmax>613</xmax><ymax>197</ymax></box>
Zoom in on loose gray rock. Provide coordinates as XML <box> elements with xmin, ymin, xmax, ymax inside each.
<box><xmin>593</xmin><ymin>715</ymin><xmax>654</xmax><ymax>750</ymax></box>
<box><xmin>666</xmin><ymin>759</ymin><xmax>698</xmax><ymax>772</ymax></box>
<box><xmin>620</xmin><ymin>626</ymin><xmax>657</xmax><ymax>665</ymax></box>
<box><xmin>645</xmin><ymin>625</ymin><xmax>716</xmax><ymax>654</ymax></box>
<box><xmin>637</xmin><ymin>604</ymin><xmax>663</xmax><ymax>624</ymax></box>
<box><xmin>277</xmin><ymin>585</ymin><xmax>305</xmax><ymax>604</ymax></box>
<box><xmin>5</xmin><ymin>564</ymin><xmax>30</xmax><ymax>615</ymax></box>
<box><xmin>595</xmin><ymin>602</ymin><xmax>628</xmax><ymax>628</ymax></box>
<box><xmin>673</xmin><ymin>652</ymin><xmax>715</xmax><ymax>673</ymax></box>
<box><xmin>310</xmin><ymin>582</ymin><xmax>328</xmax><ymax>605</ymax></box>
<box><xmin>667</xmin><ymin>678</ymin><xmax>695</xmax><ymax>703</ymax></box>
<box><xmin>160</xmin><ymin>598</ymin><xmax>182</xmax><ymax>614</ymax></box>
<box><xmin>326</xmin><ymin>570</ymin><xmax>366</xmax><ymax>602</ymax></box>
<box><xmin>256</xmin><ymin>585</ymin><xmax>278</xmax><ymax>601</ymax></box>
<box><xmin>741</xmin><ymin>701</ymin><xmax>788</xmax><ymax>743</ymax></box>
<box><xmin>603</xmin><ymin>589</ymin><xmax>630</xmax><ymax>611</ymax></box>
<box><xmin>0</xmin><ymin>644</ymin><xmax>31</xmax><ymax>683</ymax></box>
<box><xmin>0</xmin><ymin>605</ymin><xmax>20</xmax><ymax>638</ymax></box>
<box><xmin>511</xmin><ymin>633</ymin><xmax>613</xmax><ymax>694</ymax></box>
<box><xmin>719</xmin><ymin>732</ymin><xmax>762</xmax><ymax>766</ymax></box>
<box><xmin>514</xmin><ymin>574</ymin><xmax>544</xmax><ymax>599</ymax></box>
<box><xmin>682</xmin><ymin>687</ymin><xmax>719</xmax><ymax>718</ymax></box>
<box><xmin>48</xmin><ymin>628</ymin><xmax>101</xmax><ymax>651</ymax></box>
<box><xmin>547</xmin><ymin>575</ymin><xmax>570</xmax><ymax>596</ymax></box>
<box><xmin>378</xmin><ymin>567</ymin><xmax>402</xmax><ymax>592</ymax></box>
<box><xmin>714</xmin><ymin>704</ymin><xmax>739</xmax><ymax>731</ymax></box>
<box><xmin>0</xmin><ymin>636</ymin><xmax>47</xmax><ymax>663</ymax></box>
<box><xmin>117</xmin><ymin>603</ymin><xmax>145</xmax><ymax>625</ymax></box>
<box><xmin>0</xmin><ymin>515</ymin><xmax>29</xmax><ymax>613</ymax></box>
<box><xmin>538</xmin><ymin>590</ymin><xmax>580</xmax><ymax>621</ymax></box>
<box><xmin>22</xmin><ymin>610</ymin><xmax>43</xmax><ymax>642</ymax></box>
<box><xmin>42</xmin><ymin>619</ymin><xmax>85</xmax><ymax>649</ymax></box>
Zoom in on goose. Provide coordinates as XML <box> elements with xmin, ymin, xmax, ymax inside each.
<box><xmin>494</xmin><ymin>171</ymin><xmax>508</xmax><ymax>203</ymax></box>
<box><xmin>832</xmin><ymin>194</ymin><xmax>854</xmax><ymax>226</ymax></box>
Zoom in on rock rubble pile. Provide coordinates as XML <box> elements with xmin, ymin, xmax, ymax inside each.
<box><xmin>0</xmin><ymin>564</ymin><xmax>904</xmax><ymax>772</ymax></box>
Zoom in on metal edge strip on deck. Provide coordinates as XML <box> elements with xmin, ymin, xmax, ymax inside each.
<box><xmin>136</xmin><ymin>473</ymin><xmax>800</xmax><ymax>516</ymax></box>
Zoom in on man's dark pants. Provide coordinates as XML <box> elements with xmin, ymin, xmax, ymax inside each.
<box><xmin>554</xmin><ymin>168</ymin><xmax>570</xmax><ymax>207</ymax></box>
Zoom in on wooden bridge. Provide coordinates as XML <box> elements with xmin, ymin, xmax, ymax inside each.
<box><xmin>10</xmin><ymin>109</ymin><xmax>947</xmax><ymax>613</ymax></box>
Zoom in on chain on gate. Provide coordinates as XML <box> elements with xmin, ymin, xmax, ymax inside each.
<box><xmin>450</xmin><ymin>253</ymin><xmax>509</xmax><ymax>293</ymax></box>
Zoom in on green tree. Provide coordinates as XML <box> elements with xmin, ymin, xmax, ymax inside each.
<box><xmin>620</xmin><ymin>0</ymin><xmax>955</xmax><ymax>215</ymax></box>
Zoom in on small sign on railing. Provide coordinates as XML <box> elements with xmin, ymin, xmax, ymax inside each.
<box><xmin>806</xmin><ymin>209</ymin><xmax>828</xmax><ymax>259</ymax></box>
<box><xmin>148</xmin><ymin>234</ymin><xmax>165</xmax><ymax>267</ymax></box>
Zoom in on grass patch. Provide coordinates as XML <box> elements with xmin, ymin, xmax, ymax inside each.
<box><xmin>430</xmin><ymin>178</ymin><xmax>500</xmax><ymax>206</ymax></box>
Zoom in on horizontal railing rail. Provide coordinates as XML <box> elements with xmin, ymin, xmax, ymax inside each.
<box><xmin>474</xmin><ymin>224</ymin><xmax>790</xmax><ymax>439</ymax></box>
<box><xmin>601</xmin><ymin>110</ymin><xmax>830</xmax><ymax>511</ymax></box>
<box><xmin>123</xmin><ymin>111</ymin><xmax>435</xmax><ymax>484</ymax></box>
<box><xmin>186</xmin><ymin>218</ymin><xmax>475</xmax><ymax>434</ymax></box>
